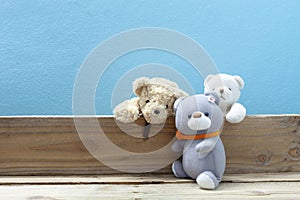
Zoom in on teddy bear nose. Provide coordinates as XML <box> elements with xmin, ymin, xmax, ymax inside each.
<box><xmin>154</xmin><ymin>110</ymin><xmax>160</xmax><ymax>115</ymax></box>
<box><xmin>220</xmin><ymin>88</ymin><xmax>224</xmax><ymax>94</ymax></box>
<box><xmin>193</xmin><ymin>112</ymin><xmax>202</xmax><ymax>118</ymax></box>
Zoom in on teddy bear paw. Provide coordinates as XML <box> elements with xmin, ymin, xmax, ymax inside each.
<box><xmin>226</xmin><ymin>112</ymin><xmax>245</xmax><ymax>123</ymax></box>
<box><xmin>195</xmin><ymin>139</ymin><xmax>218</xmax><ymax>159</ymax></box>
<box><xmin>114</xmin><ymin>107</ymin><xmax>139</xmax><ymax>123</ymax></box>
<box><xmin>196</xmin><ymin>171</ymin><xmax>218</xmax><ymax>190</ymax></box>
<box><xmin>196</xmin><ymin>144</ymin><xmax>212</xmax><ymax>153</ymax></box>
<box><xmin>114</xmin><ymin>101</ymin><xmax>139</xmax><ymax>123</ymax></box>
<box><xmin>196</xmin><ymin>146</ymin><xmax>211</xmax><ymax>159</ymax></box>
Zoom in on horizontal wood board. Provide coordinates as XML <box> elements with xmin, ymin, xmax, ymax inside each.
<box><xmin>0</xmin><ymin>115</ymin><xmax>299</xmax><ymax>175</ymax></box>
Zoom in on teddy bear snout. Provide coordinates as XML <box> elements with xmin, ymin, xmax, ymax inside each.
<box><xmin>188</xmin><ymin>111</ymin><xmax>211</xmax><ymax>131</ymax></box>
<box><xmin>151</xmin><ymin>106</ymin><xmax>166</xmax><ymax>117</ymax></box>
<box><xmin>150</xmin><ymin>106</ymin><xmax>168</xmax><ymax>124</ymax></box>
<box><xmin>193</xmin><ymin>112</ymin><xmax>202</xmax><ymax>118</ymax></box>
<box><xmin>214</xmin><ymin>87</ymin><xmax>229</xmax><ymax>101</ymax></box>
<box><xmin>142</xmin><ymin>105</ymin><xmax>168</xmax><ymax>124</ymax></box>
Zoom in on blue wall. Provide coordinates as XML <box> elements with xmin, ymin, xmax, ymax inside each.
<box><xmin>1</xmin><ymin>0</ymin><xmax>299</xmax><ymax>115</ymax></box>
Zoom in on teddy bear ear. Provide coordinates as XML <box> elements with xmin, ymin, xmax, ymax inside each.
<box><xmin>133</xmin><ymin>77</ymin><xmax>149</xmax><ymax>96</ymax></box>
<box><xmin>204</xmin><ymin>74</ymin><xmax>214</xmax><ymax>86</ymax></box>
<box><xmin>234</xmin><ymin>75</ymin><xmax>245</xmax><ymax>90</ymax></box>
<box><xmin>173</xmin><ymin>97</ymin><xmax>185</xmax><ymax>112</ymax></box>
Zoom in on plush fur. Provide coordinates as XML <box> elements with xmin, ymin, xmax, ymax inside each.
<box><xmin>113</xmin><ymin>77</ymin><xmax>188</xmax><ymax>124</ymax></box>
<box><xmin>171</xmin><ymin>93</ymin><xmax>225</xmax><ymax>189</ymax></box>
<box><xmin>204</xmin><ymin>73</ymin><xmax>246</xmax><ymax>123</ymax></box>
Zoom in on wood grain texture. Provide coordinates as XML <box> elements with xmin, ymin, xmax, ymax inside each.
<box><xmin>0</xmin><ymin>181</ymin><xmax>300</xmax><ymax>199</ymax></box>
<box><xmin>0</xmin><ymin>173</ymin><xmax>299</xmax><ymax>185</ymax></box>
<box><xmin>0</xmin><ymin>115</ymin><xmax>299</xmax><ymax>175</ymax></box>
<box><xmin>1</xmin><ymin>174</ymin><xmax>300</xmax><ymax>199</ymax></box>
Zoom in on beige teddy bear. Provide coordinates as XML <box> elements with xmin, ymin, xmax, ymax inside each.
<box><xmin>113</xmin><ymin>77</ymin><xmax>188</xmax><ymax>124</ymax></box>
<box><xmin>204</xmin><ymin>73</ymin><xmax>246</xmax><ymax>124</ymax></box>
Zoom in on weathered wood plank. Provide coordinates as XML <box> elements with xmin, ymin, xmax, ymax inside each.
<box><xmin>0</xmin><ymin>173</ymin><xmax>300</xmax><ymax>185</ymax></box>
<box><xmin>223</xmin><ymin>115</ymin><xmax>300</xmax><ymax>173</ymax></box>
<box><xmin>0</xmin><ymin>115</ymin><xmax>299</xmax><ymax>175</ymax></box>
<box><xmin>0</xmin><ymin>181</ymin><xmax>300</xmax><ymax>199</ymax></box>
<box><xmin>0</xmin><ymin>175</ymin><xmax>193</xmax><ymax>185</ymax></box>
<box><xmin>1</xmin><ymin>174</ymin><xmax>300</xmax><ymax>199</ymax></box>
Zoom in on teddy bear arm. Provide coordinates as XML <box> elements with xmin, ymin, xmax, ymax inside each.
<box><xmin>113</xmin><ymin>98</ymin><xmax>140</xmax><ymax>123</ymax></box>
<box><xmin>226</xmin><ymin>102</ymin><xmax>246</xmax><ymax>123</ymax></box>
<box><xmin>195</xmin><ymin>136</ymin><xmax>219</xmax><ymax>158</ymax></box>
<box><xmin>171</xmin><ymin>140</ymin><xmax>186</xmax><ymax>152</ymax></box>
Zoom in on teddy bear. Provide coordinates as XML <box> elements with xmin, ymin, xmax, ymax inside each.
<box><xmin>204</xmin><ymin>73</ymin><xmax>246</xmax><ymax>123</ymax></box>
<box><xmin>171</xmin><ymin>93</ymin><xmax>225</xmax><ymax>189</ymax></box>
<box><xmin>113</xmin><ymin>77</ymin><xmax>188</xmax><ymax>125</ymax></box>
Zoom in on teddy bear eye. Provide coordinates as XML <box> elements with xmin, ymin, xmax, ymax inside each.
<box><xmin>165</xmin><ymin>105</ymin><xmax>169</xmax><ymax>109</ymax></box>
<box><xmin>228</xmin><ymin>88</ymin><xmax>232</xmax><ymax>91</ymax></box>
<box><xmin>204</xmin><ymin>112</ymin><xmax>209</xmax><ymax>117</ymax></box>
<box><xmin>145</xmin><ymin>100</ymin><xmax>150</xmax><ymax>103</ymax></box>
<box><xmin>188</xmin><ymin>114</ymin><xmax>192</xmax><ymax>119</ymax></box>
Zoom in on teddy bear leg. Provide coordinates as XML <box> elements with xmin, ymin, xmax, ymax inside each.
<box><xmin>196</xmin><ymin>171</ymin><xmax>220</xmax><ymax>190</ymax></box>
<box><xmin>172</xmin><ymin>160</ymin><xmax>188</xmax><ymax>178</ymax></box>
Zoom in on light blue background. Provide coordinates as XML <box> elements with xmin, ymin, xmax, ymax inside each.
<box><xmin>1</xmin><ymin>0</ymin><xmax>299</xmax><ymax>115</ymax></box>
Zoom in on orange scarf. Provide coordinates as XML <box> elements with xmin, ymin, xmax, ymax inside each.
<box><xmin>176</xmin><ymin>130</ymin><xmax>220</xmax><ymax>140</ymax></box>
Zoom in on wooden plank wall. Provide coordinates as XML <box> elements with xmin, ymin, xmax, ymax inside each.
<box><xmin>0</xmin><ymin>115</ymin><xmax>299</xmax><ymax>175</ymax></box>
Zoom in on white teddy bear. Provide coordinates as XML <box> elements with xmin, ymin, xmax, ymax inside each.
<box><xmin>204</xmin><ymin>73</ymin><xmax>246</xmax><ymax>123</ymax></box>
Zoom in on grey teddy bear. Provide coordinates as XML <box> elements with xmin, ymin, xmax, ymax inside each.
<box><xmin>171</xmin><ymin>93</ymin><xmax>225</xmax><ymax>189</ymax></box>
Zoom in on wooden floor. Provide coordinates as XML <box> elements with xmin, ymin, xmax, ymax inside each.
<box><xmin>0</xmin><ymin>173</ymin><xmax>300</xmax><ymax>199</ymax></box>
